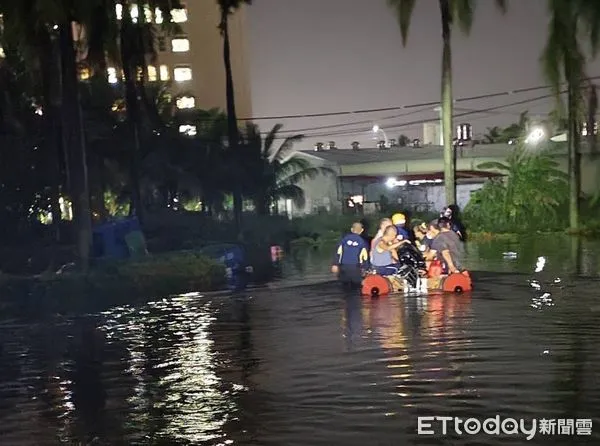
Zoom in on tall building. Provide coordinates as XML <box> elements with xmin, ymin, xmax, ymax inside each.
<box><xmin>112</xmin><ymin>2</ymin><xmax>252</xmax><ymax>133</ymax></box>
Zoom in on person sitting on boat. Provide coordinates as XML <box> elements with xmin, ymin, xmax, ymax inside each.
<box><xmin>370</xmin><ymin>225</ymin><xmax>404</xmax><ymax>276</ymax></box>
<box><xmin>429</xmin><ymin>217</ymin><xmax>464</xmax><ymax>274</ymax></box>
<box><xmin>391</xmin><ymin>212</ymin><xmax>411</xmax><ymax>243</ymax></box>
<box><xmin>413</xmin><ymin>222</ymin><xmax>429</xmax><ymax>252</ymax></box>
<box><xmin>331</xmin><ymin>221</ymin><xmax>370</xmax><ymax>287</ymax></box>
<box><xmin>442</xmin><ymin>205</ymin><xmax>466</xmax><ymax>241</ymax></box>
<box><xmin>371</xmin><ymin>217</ymin><xmax>393</xmax><ymax>251</ymax></box>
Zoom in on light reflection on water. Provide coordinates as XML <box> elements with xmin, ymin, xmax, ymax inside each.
<box><xmin>0</xmin><ymin>236</ymin><xmax>599</xmax><ymax>445</ymax></box>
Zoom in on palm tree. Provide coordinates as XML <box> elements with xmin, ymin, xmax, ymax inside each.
<box><xmin>241</xmin><ymin>124</ymin><xmax>335</xmax><ymax>215</ymax></box>
<box><xmin>387</xmin><ymin>0</ymin><xmax>506</xmax><ymax>205</ymax></box>
<box><xmin>216</xmin><ymin>0</ymin><xmax>252</xmax><ymax>231</ymax></box>
<box><xmin>0</xmin><ymin>0</ymin><xmax>101</xmax><ymax>268</ymax></box>
<box><xmin>84</xmin><ymin>0</ymin><xmax>184</xmax><ymax>224</ymax></box>
<box><xmin>541</xmin><ymin>0</ymin><xmax>600</xmax><ymax>231</ymax></box>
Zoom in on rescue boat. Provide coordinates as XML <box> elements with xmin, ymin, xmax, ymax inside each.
<box><xmin>361</xmin><ymin>244</ymin><xmax>472</xmax><ymax>297</ymax></box>
<box><xmin>361</xmin><ymin>270</ymin><xmax>472</xmax><ymax>297</ymax></box>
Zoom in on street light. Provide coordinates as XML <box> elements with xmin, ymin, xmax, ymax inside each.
<box><xmin>525</xmin><ymin>126</ymin><xmax>546</xmax><ymax>145</ymax></box>
<box><xmin>372</xmin><ymin>124</ymin><xmax>389</xmax><ymax>147</ymax></box>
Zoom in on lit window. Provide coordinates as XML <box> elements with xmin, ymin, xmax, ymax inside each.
<box><xmin>143</xmin><ymin>5</ymin><xmax>152</xmax><ymax>22</ymax></box>
<box><xmin>107</xmin><ymin>67</ymin><xmax>118</xmax><ymax>84</ymax></box>
<box><xmin>136</xmin><ymin>66</ymin><xmax>143</xmax><ymax>82</ymax></box>
<box><xmin>171</xmin><ymin>8</ymin><xmax>187</xmax><ymax>23</ymax></box>
<box><xmin>173</xmin><ymin>66</ymin><xmax>192</xmax><ymax>82</ymax></box>
<box><xmin>147</xmin><ymin>65</ymin><xmax>157</xmax><ymax>81</ymax></box>
<box><xmin>171</xmin><ymin>38</ymin><xmax>189</xmax><ymax>53</ymax></box>
<box><xmin>176</xmin><ymin>96</ymin><xmax>195</xmax><ymax>109</ymax></box>
<box><xmin>159</xmin><ymin>64</ymin><xmax>170</xmax><ymax>81</ymax></box>
<box><xmin>154</xmin><ymin>7</ymin><xmax>163</xmax><ymax>24</ymax></box>
<box><xmin>130</xmin><ymin>4</ymin><xmax>139</xmax><ymax>23</ymax></box>
<box><xmin>0</xmin><ymin>46</ymin><xmax>5</xmax><ymax>58</ymax></box>
<box><xmin>179</xmin><ymin>125</ymin><xmax>197</xmax><ymax>136</ymax></box>
<box><xmin>115</xmin><ymin>3</ymin><xmax>123</xmax><ymax>20</ymax></box>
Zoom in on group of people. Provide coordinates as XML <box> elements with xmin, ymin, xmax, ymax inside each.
<box><xmin>331</xmin><ymin>206</ymin><xmax>466</xmax><ymax>287</ymax></box>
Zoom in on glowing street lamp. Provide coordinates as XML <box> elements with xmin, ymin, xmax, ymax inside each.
<box><xmin>372</xmin><ymin>124</ymin><xmax>389</xmax><ymax>147</ymax></box>
<box><xmin>525</xmin><ymin>126</ymin><xmax>546</xmax><ymax>145</ymax></box>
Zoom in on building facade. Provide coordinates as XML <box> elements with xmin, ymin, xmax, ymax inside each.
<box><xmin>111</xmin><ymin>1</ymin><xmax>252</xmax><ymax>133</ymax></box>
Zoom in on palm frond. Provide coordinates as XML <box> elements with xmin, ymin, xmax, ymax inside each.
<box><xmin>272</xmin><ymin>184</ymin><xmax>305</xmax><ymax>209</ymax></box>
<box><xmin>387</xmin><ymin>0</ymin><xmax>416</xmax><ymax>46</ymax></box>
<box><xmin>453</xmin><ymin>0</ymin><xmax>474</xmax><ymax>35</ymax></box>
<box><xmin>278</xmin><ymin>166</ymin><xmax>336</xmax><ymax>187</ymax></box>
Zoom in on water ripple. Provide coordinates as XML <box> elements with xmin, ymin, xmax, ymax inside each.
<box><xmin>1</xmin><ymin>240</ymin><xmax>600</xmax><ymax>445</ymax></box>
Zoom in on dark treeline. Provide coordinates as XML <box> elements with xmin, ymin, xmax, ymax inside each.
<box><xmin>0</xmin><ymin>0</ymin><xmax>330</xmax><ymax>271</ymax></box>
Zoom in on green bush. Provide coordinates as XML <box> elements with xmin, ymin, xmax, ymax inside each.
<box><xmin>463</xmin><ymin>144</ymin><xmax>570</xmax><ymax>233</ymax></box>
<box><xmin>111</xmin><ymin>251</ymin><xmax>226</xmax><ymax>293</ymax></box>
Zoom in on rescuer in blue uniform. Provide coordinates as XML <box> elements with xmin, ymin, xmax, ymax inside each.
<box><xmin>331</xmin><ymin>222</ymin><xmax>369</xmax><ymax>288</ymax></box>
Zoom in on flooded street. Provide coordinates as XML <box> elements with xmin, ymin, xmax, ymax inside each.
<box><xmin>1</xmin><ymin>236</ymin><xmax>599</xmax><ymax>445</ymax></box>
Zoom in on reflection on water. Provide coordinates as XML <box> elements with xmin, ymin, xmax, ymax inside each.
<box><xmin>0</xmin><ymin>236</ymin><xmax>599</xmax><ymax>445</ymax></box>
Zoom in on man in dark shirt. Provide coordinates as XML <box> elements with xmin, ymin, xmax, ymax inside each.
<box><xmin>430</xmin><ymin>217</ymin><xmax>464</xmax><ymax>274</ymax></box>
<box><xmin>331</xmin><ymin>222</ymin><xmax>370</xmax><ymax>287</ymax></box>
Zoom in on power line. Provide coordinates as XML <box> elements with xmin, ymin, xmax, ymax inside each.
<box><xmin>268</xmin><ymin>93</ymin><xmax>550</xmax><ymax>138</ymax></box>
<box><xmin>238</xmin><ymin>76</ymin><xmax>600</xmax><ymax>122</ymax></box>
<box><xmin>291</xmin><ymin>92</ymin><xmax>558</xmax><ymax>140</ymax></box>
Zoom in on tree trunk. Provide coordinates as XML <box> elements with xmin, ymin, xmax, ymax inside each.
<box><xmin>59</xmin><ymin>23</ymin><xmax>92</xmax><ymax>270</ymax></box>
<box><xmin>588</xmin><ymin>84</ymin><xmax>597</xmax><ymax>154</ymax></box>
<box><xmin>254</xmin><ymin>193</ymin><xmax>269</xmax><ymax>216</ymax></box>
<box><xmin>45</xmin><ymin>33</ymin><xmax>64</xmax><ymax>242</ymax></box>
<box><xmin>120</xmin><ymin>20</ymin><xmax>145</xmax><ymax>225</ymax></box>
<box><xmin>567</xmin><ymin>80</ymin><xmax>580</xmax><ymax>231</ymax></box>
<box><xmin>221</xmin><ymin>15</ymin><xmax>242</xmax><ymax>232</ymax></box>
<box><xmin>439</xmin><ymin>0</ymin><xmax>456</xmax><ymax>206</ymax></box>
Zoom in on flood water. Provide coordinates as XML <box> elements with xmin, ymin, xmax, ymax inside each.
<box><xmin>1</xmin><ymin>235</ymin><xmax>599</xmax><ymax>445</ymax></box>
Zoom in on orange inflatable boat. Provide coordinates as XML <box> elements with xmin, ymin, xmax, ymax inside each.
<box><xmin>361</xmin><ymin>270</ymin><xmax>472</xmax><ymax>297</ymax></box>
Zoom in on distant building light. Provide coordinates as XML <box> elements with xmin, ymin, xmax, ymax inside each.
<box><xmin>159</xmin><ymin>64</ymin><xmax>170</xmax><ymax>81</ymax></box>
<box><xmin>79</xmin><ymin>67</ymin><xmax>91</xmax><ymax>80</ymax></box>
<box><xmin>154</xmin><ymin>7</ymin><xmax>164</xmax><ymax>24</ymax></box>
<box><xmin>176</xmin><ymin>96</ymin><xmax>195</xmax><ymax>109</ymax></box>
<box><xmin>173</xmin><ymin>66</ymin><xmax>192</xmax><ymax>82</ymax></box>
<box><xmin>143</xmin><ymin>5</ymin><xmax>153</xmax><ymax>22</ymax></box>
<box><xmin>115</xmin><ymin>3</ymin><xmax>123</xmax><ymax>20</ymax></box>
<box><xmin>147</xmin><ymin>65</ymin><xmax>157</xmax><ymax>82</ymax></box>
<box><xmin>107</xmin><ymin>67</ymin><xmax>118</xmax><ymax>84</ymax></box>
<box><xmin>130</xmin><ymin>4</ymin><xmax>139</xmax><ymax>23</ymax></box>
<box><xmin>171</xmin><ymin>38</ymin><xmax>189</xmax><ymax>53</ymax></box>
<box><xmin>179</xmin><ymin>125</ymin><xmax>197</xmax><ymax>136</ymax></box>
<box><xmin>171</xmin><ymin>8</ymin><xmax>188</xmax><ymax>23</ymax></box>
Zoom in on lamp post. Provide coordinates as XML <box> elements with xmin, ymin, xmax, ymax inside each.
<box><xmin>372</xmin><ymin>124</ymin><xmax>389</xmax><ymax>147</ymax></box>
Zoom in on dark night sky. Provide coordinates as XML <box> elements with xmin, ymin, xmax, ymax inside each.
<box><xmin>247</xmin><ymin>0</ymin><xmax>600</xmax><ymax>149</ymax></box>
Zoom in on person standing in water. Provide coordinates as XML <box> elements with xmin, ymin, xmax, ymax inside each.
<box><xmin>331</xmin><ymin>222</ymin><xmax>370</xmax><ymax>288</ymax></box>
